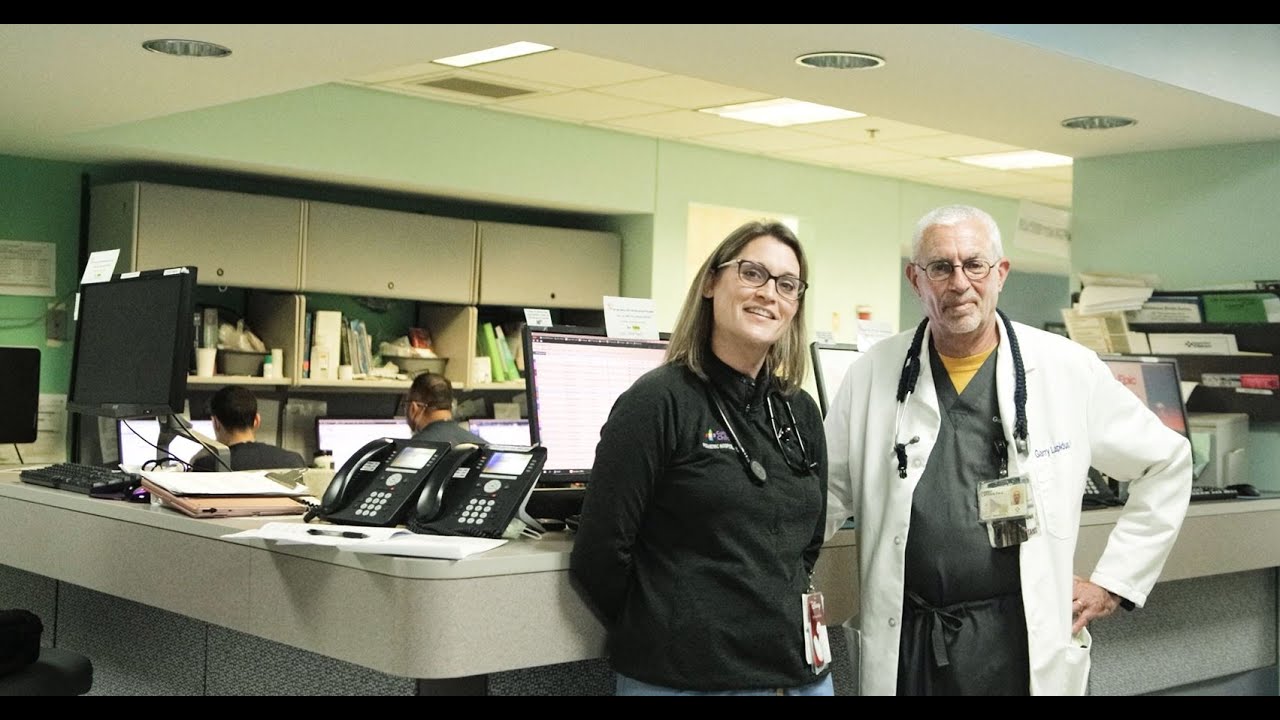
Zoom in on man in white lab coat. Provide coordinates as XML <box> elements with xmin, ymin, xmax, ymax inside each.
<box><xmin>824</xmin><ymin>204</ymin><xmax>1191</xmax><ymax>695</ymax></box>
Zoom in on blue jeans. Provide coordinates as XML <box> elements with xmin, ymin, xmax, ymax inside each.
<box><xmin>616</xmin><ymin>672</ymin><xmax>834</xmax><ymax>696</ymax></box>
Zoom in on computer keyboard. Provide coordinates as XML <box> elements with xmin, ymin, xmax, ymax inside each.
<box><xmin>19</xmin><ymin>463</ymin><xmax>140</xmax><ymax>496</ymax></box>
<box><xmin>1189</xmin><ymin>485</ymin><xmax>1238</xmax><ymax>502</ymax></box>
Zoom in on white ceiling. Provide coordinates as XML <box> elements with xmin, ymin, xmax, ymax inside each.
<box><xmin>3</xmin><ymin>24</ymin><xmax>1279</xmax><ymax>211</ymax></box>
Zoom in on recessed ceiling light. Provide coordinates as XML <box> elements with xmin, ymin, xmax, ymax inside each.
<box><xmin>949</xmin><ymin>150</ymin><xmax>1073</xmax><ymax>170</ymax></box>
<box><xmin>1061</xmin><ymin>115</ymin><xmax>1137</xmax><ymax>130</ymax></box>
<box><xmin>141</xmin><ymin>39</ymin><xmax>232</xmax><ymax>58</ymax></box>
<box><xmin>433</xmin><ymin>41</ymin><xmax>555</xmax><ymax>68</ymax></box>
<box><xmin>795</xmin><ymin>52</ymin><xmax>885</xmax><ymax>70</ymax></box>
<box><xmin>699</xmin><ymin>98</ymin><xmax>865</xmax><ymax>127</ymax></box>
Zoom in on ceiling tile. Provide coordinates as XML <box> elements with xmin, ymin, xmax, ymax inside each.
<box><xmin>796</xmin><ymin>116</ymin><xmax>949</xmax><ymax>143</ymax></box>
<box><xmin>695</xmin><ymin>128</ymin><xmax>841</xmax><ymax>153</ymax></box>
<box><xmin>782</xmin><ymin>143</ymin><xmax>924</xmax><ymax>167</ymax></box>
<box><xmin>594</xmin><ymin>110</ymin><xmax>753</xmax><ymax>138</ymax></box>
<box><xmin>858</xmin><ymin>157</ymin><xmax>972</xmax><ymax>178</ymax></box>
<box><xmin>879</xmin><ymin>133</ymin><xmax>1023</xmax><ymax>158</ymax></box>
<box><xmin>495</xmin><ymin>90</ymin><xmax>672</xmax><ymax>122</ymax></box>
<box><xmin>464</xmin><ymin>50</ymin><xmax>668</xmax><ymax>89</ymax></box>
<box><xmin>594</xmin><ymin>75</ymin><xmax>771</xmax><ymax>109</ymax></box>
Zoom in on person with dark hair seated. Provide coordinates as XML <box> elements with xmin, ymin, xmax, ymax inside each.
<box><xmin>405</xmin><ymin>372</ymin><xmax>486</xmax><ymax>445</ymax></box>
<box><xmin>192</xmin><ymin>385</ymin><xmax>306</xmax><ymax>471</ymax></box>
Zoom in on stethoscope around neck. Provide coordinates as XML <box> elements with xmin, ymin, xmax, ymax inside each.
<box><xmin>892</xmin><ymin>308</ymin><xmax>1029</xmax><ymax>479</ymax></box>
<box><xmin>706</xmin><ymin>383</ymin><xmax>816</xmax><ymax>485</ymax></box>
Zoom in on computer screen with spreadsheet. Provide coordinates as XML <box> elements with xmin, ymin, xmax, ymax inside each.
<box><xmin>523</xmin><ymin>326</ymin><xmax>669</xmax><ymax>486</ymax></box>
<box><xmin>467</xmin><ymin>418</ymin><xmax>531</xmax><ymax>447</ymax></box>
<box><xmin>315</xmin><ymin>417</ymin><xmax>413</xmax><ymax>472</ymax></box>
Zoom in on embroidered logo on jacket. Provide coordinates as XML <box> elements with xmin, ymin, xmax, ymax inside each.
<box><xmin>702</xmin><ymin>427</ymin><xmax>733</xmax><ymax>450</ymax></box>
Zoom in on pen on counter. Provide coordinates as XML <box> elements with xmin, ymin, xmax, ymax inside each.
<box><xmin>307</xmin><ymin>528</ymin><xmax>368</xmax><ymax>539</ymax></box>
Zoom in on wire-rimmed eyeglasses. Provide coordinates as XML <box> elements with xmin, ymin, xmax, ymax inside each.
<box><xmin>717</xmin><ymin>259</ymin><xmax>808</xmax><ymax>300</ymax></box>
<box><xmin>913</xmin><ymin>259</ymin><xmax>998</xmax><ymax>282</ymax></box>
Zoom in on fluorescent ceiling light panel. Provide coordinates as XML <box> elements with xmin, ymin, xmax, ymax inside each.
<box><xmin>699</xmin><ymin>98</ymin><xmax>864</xmax><ymax>127</ymax></box>
<box><xmin>949</xmin><ymin>150</ymin><xmax>1073</xmax><ymax>170</ymax></box>
<box><xmin>433</xmin><ymin>42</ymin><xmax>555</xmax><ymax>68</ymax></box>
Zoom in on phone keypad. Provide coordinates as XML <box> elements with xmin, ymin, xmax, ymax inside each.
<box><xmin>355</xmin><ymin>490</ymin><xmax>392</xmax><ymax>517</ymax></box>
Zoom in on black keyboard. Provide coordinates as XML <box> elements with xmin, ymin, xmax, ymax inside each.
<box><xmin>1190</xmin><ymin>485</ymin><xmax>1238</xmax><ymax>502</ymax></box>
<box><xmin>19</xmin><ymin>463</ymin><xmax>140</xmax><ymax>496</ymax></box>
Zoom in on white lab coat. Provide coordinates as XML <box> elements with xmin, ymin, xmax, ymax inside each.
<box><xmin>824</xmin><ymin>319</ymin><xmax>1191</xmax><ymax>695</ymax></box>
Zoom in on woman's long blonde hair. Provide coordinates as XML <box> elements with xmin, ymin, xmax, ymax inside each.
<box><xmin>665</xmin><ymin>220</ymin><xmax>810</xmax><ymax>393</ymax></box>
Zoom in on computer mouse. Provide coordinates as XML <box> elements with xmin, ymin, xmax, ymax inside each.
<box><xmin>1226</xmin><ymin>483</ymin><xmax>1261</xmax><ymax>497</ymax></box>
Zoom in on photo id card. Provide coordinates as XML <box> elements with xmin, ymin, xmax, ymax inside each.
<box><xmin>802</xmin><ymin>591</ymin><xmax>831</xmax><ymax>674</ymax></box>
<box><xmin>977</xmin><ymin>475</ymin><xmax>1033</xmax><ymax>522</ymax></box>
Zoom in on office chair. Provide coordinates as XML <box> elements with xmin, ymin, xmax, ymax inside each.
<box><xmin>0</xmin><ymin>609</ymin><xmax>93</xmax><ymax>696</ymax></box>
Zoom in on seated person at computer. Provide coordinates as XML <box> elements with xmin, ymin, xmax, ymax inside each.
<box><xmin>405</xmin><ymin>372</ymin><xmax>486</xmax><ymax>445</ymax></box>
<box><xmin>191</xmin><ymin>385</ymin><xmax>306</xmax><ymax>471</ymax></box>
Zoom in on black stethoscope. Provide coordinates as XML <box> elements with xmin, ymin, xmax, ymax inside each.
<box><xmin>892</xmin><ymin>308</ymin><xmax>1029</xmax><ymax>479</ymax></box>
<box><xmin>707</xmin><ymin>385</ymin><xmax>816</xmax><ymax>485</ymax></box>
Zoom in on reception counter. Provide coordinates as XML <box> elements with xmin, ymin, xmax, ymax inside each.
<box><xmin>2</xmin><ymin>470</ymin><xmax>1277</xmax><ymax>695</ymax></box>
<box><xmin>0</xmin><ymin>471</ymin><xmax>856</xmax><ymax>694</ymax></box>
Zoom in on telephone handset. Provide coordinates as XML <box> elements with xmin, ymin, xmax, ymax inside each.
<box><xmin>1083</xmin><ymin>467</ymin><xmax>1123</xmax><ymax>509</ymax></box>
<box><xmin>312</xmin><ymin>437</ymin><xmax>455</xmax><ymax>527</ymax></box>
<box><xmin>408</xmin><ymin>445</ymin><xmax>547</xmax><ymax>538</ymax></box>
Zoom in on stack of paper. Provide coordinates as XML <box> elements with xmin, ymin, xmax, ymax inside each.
<box><xmin>139</xmin><ymin>469</ymin><xmax>311</xmax><ymax>496</ymax></box>
<box><xmin>1077</xmin><ymin>285</ymin><xmax>1154</xmax><ymax>315</ymax></box>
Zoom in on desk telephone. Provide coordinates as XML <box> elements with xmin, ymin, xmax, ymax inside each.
<box><xmin>311</xmin><ymin>437</ymin><xmax>547</xmax><ymax>538</ymax></box>
<box><xmin>1083</xmin><ymin>468</ymin><xmax>1123</xmax><ymax>509</ymax></box>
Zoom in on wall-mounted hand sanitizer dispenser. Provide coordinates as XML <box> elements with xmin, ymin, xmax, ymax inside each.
<box><xmin>1188</xmin><ymin>412</ymin><xmax>1250</xmax><ymax>488</ymax></box>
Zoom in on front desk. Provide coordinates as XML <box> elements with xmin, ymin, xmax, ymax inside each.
<box><xmin>1</xmin><ymin>470</ymin><xmax>1276</xmax><ymax>695</ymax></box>
<box><xmin>0</xmin><ymin>471</ymin><xmax>856</xmax><ymax>695</ymax></box>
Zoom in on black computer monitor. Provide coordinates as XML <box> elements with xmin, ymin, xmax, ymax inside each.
<box><xmin>523</xmin><ymin>326</ymin><xmax>670</xmax><ymax>487</ymax></box>
<box><xmin>0</xmin><ymin>346</ymin><xmax>40</xmax><ymax>444</ymax></box>
<box><xmin>1099</xmin><ymin>355</ymin><xmax>1189</xmax><ymax>438</ymax></box>
<box><xmin>810</xmin><ymin>341</ymin><xmax>862</xmax><ymax>417</ymax></box>
<box><xmin>67</xmin><ymin>266</ymin><xmax>197</xmax><ymax>419</ymax></box>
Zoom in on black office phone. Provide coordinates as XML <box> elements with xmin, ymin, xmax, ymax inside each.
<box><xmin>408</xmin><ymin>445</ymin><xmax>547</xmax><ymax>538</ymax></box>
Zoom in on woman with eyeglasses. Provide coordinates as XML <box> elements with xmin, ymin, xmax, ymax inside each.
<box><xmin>570</xmin><ymin>220</ymin><xmax>831</xmax><ymax>696</ymax></box>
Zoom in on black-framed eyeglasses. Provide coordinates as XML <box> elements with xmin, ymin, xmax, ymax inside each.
<box><xmin>914</xmin><ymin>258</ymin><xmax>998</xmax><ymax>282</ymax></box>
<box><xmin>717</xmin><ymin>259</ymin><xmax>808</xmax><ymax>301</ymax></box>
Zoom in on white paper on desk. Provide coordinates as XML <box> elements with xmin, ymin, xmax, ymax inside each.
<box><xmin>139</xmin><ymin>470</ymin><xmax>310</xmax><ymax>496</ymax></box>
<box><xmin>344</xmin><ymin>534</ymin><xmax>507</xmax><ymax>560</ymax></box>
<box><xmin>223</xmin><ymin>522</ymin><xmax>405</xmax><ymax>546</ymax></box>
<box><xmin>223</xmin><ymin>522</ymin><xmax>507</xmax><ymax>559</ymax></box>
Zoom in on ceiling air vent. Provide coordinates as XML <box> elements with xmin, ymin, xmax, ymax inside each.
<box><xmin>413</xmin><ymin>77</ymin><xmax>534</xmax><ymax>99</ymax></box>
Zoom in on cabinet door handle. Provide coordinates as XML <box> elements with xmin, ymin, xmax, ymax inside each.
<box><xmin>216</xmin><ymin>268</ymin><xmax>225</xmax><ymax>277</ymax></box>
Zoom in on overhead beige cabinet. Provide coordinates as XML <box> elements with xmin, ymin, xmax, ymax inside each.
<box><xmin>304</xmin><ymin>202</ymin><xmax>477</xmax><ymax>304</ymax></box>
<box><xmin>89</xmin><ymin>182</ymin><xmax>303</xmax><ymax>290</ymax></box>
<box><xmin>477</xmin><ymin>222</ymin><xmax>620</xmax><ymax>309</ymax></box>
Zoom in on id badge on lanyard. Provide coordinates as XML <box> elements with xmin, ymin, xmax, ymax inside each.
<box><xmin>976</xmin><ymin>439</ymin><xmax>1039</xmax><ymax>548</ymax></box>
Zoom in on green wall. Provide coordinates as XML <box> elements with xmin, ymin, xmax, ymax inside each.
<box><xmin>1073</xmin><ymin>139</ymin><xmax>1280</xmax><ymax>490</ymax></box>
<box><xmin>0</xmin><ymin>155</ymin><xmax>86</xmax><ymax>392</ymax></box>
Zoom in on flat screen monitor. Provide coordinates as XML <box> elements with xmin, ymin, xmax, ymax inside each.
<box><xmin>315</xmin><ymin>417</ymin><xmax>413</xmax><ymax>471</ymax></box>
<box><xmin>524</xmin><ymin>326</ymin><xmax>669</xmax><ymax>486</ymax></box>
<box><xmin>0</xmin><ymin>346</ymin><xmax>40</xmax><ymax>444</ymax></box>
<box><xmin>1099</xmin><ymin>355</ymin><xmax>1189</xmax><ymax>438</ymax></box>
<box><xmin>810</xmin><ymin>341</ymin><xmax>862</xmax><ymax>417</ymax></box>
<box><xmin>68</xmin><ymin>266</ymin><xmax>197</xmax><ymax>419</ymax></box>
<box><xmin>118</xmin><ymin>417</ymin><xmax>216</xmax><ymax>468</ymax></box>
<box><xmin>467</xmin><ymin>418</ymin><xmax>531</xmax><ymax>446</ymax></box>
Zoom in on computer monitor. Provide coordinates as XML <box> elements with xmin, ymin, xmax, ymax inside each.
<box><xmin>0</xmin><ymin>346</ymin><xmax>40</xmax><ymax>444</ymax></box>
<box><xmin>467</xmin><ymin>418</ymin><xmax>531</xmax><ymax>446</ymax></box>
<box><xmin>1099</xmin><ymin>355</ymin><xmax>1189</xmax><ymax>437</ymax></box>
<box><xmin>315</xmin><ymin>417</ymin><xmax>413</xmax><ymax>471</ymax></box>
<box><xmin>68</xmin><ymin>266</ymin><xmax>197</xmax><ymax>419</ymax></box>
<box><xmin>810</xmin><ymin>341</ymin><xmax>862</xmax><ymax>417</ymax></box>
<box><xmin>523</xmin><ymin>326</ymin><xmax>670</xmax><ymax>487</ymax></box>
<box><xmin>118</xmin><ymin>417</ymin><xmax>216</xmax><ymax>468</ymax></box>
